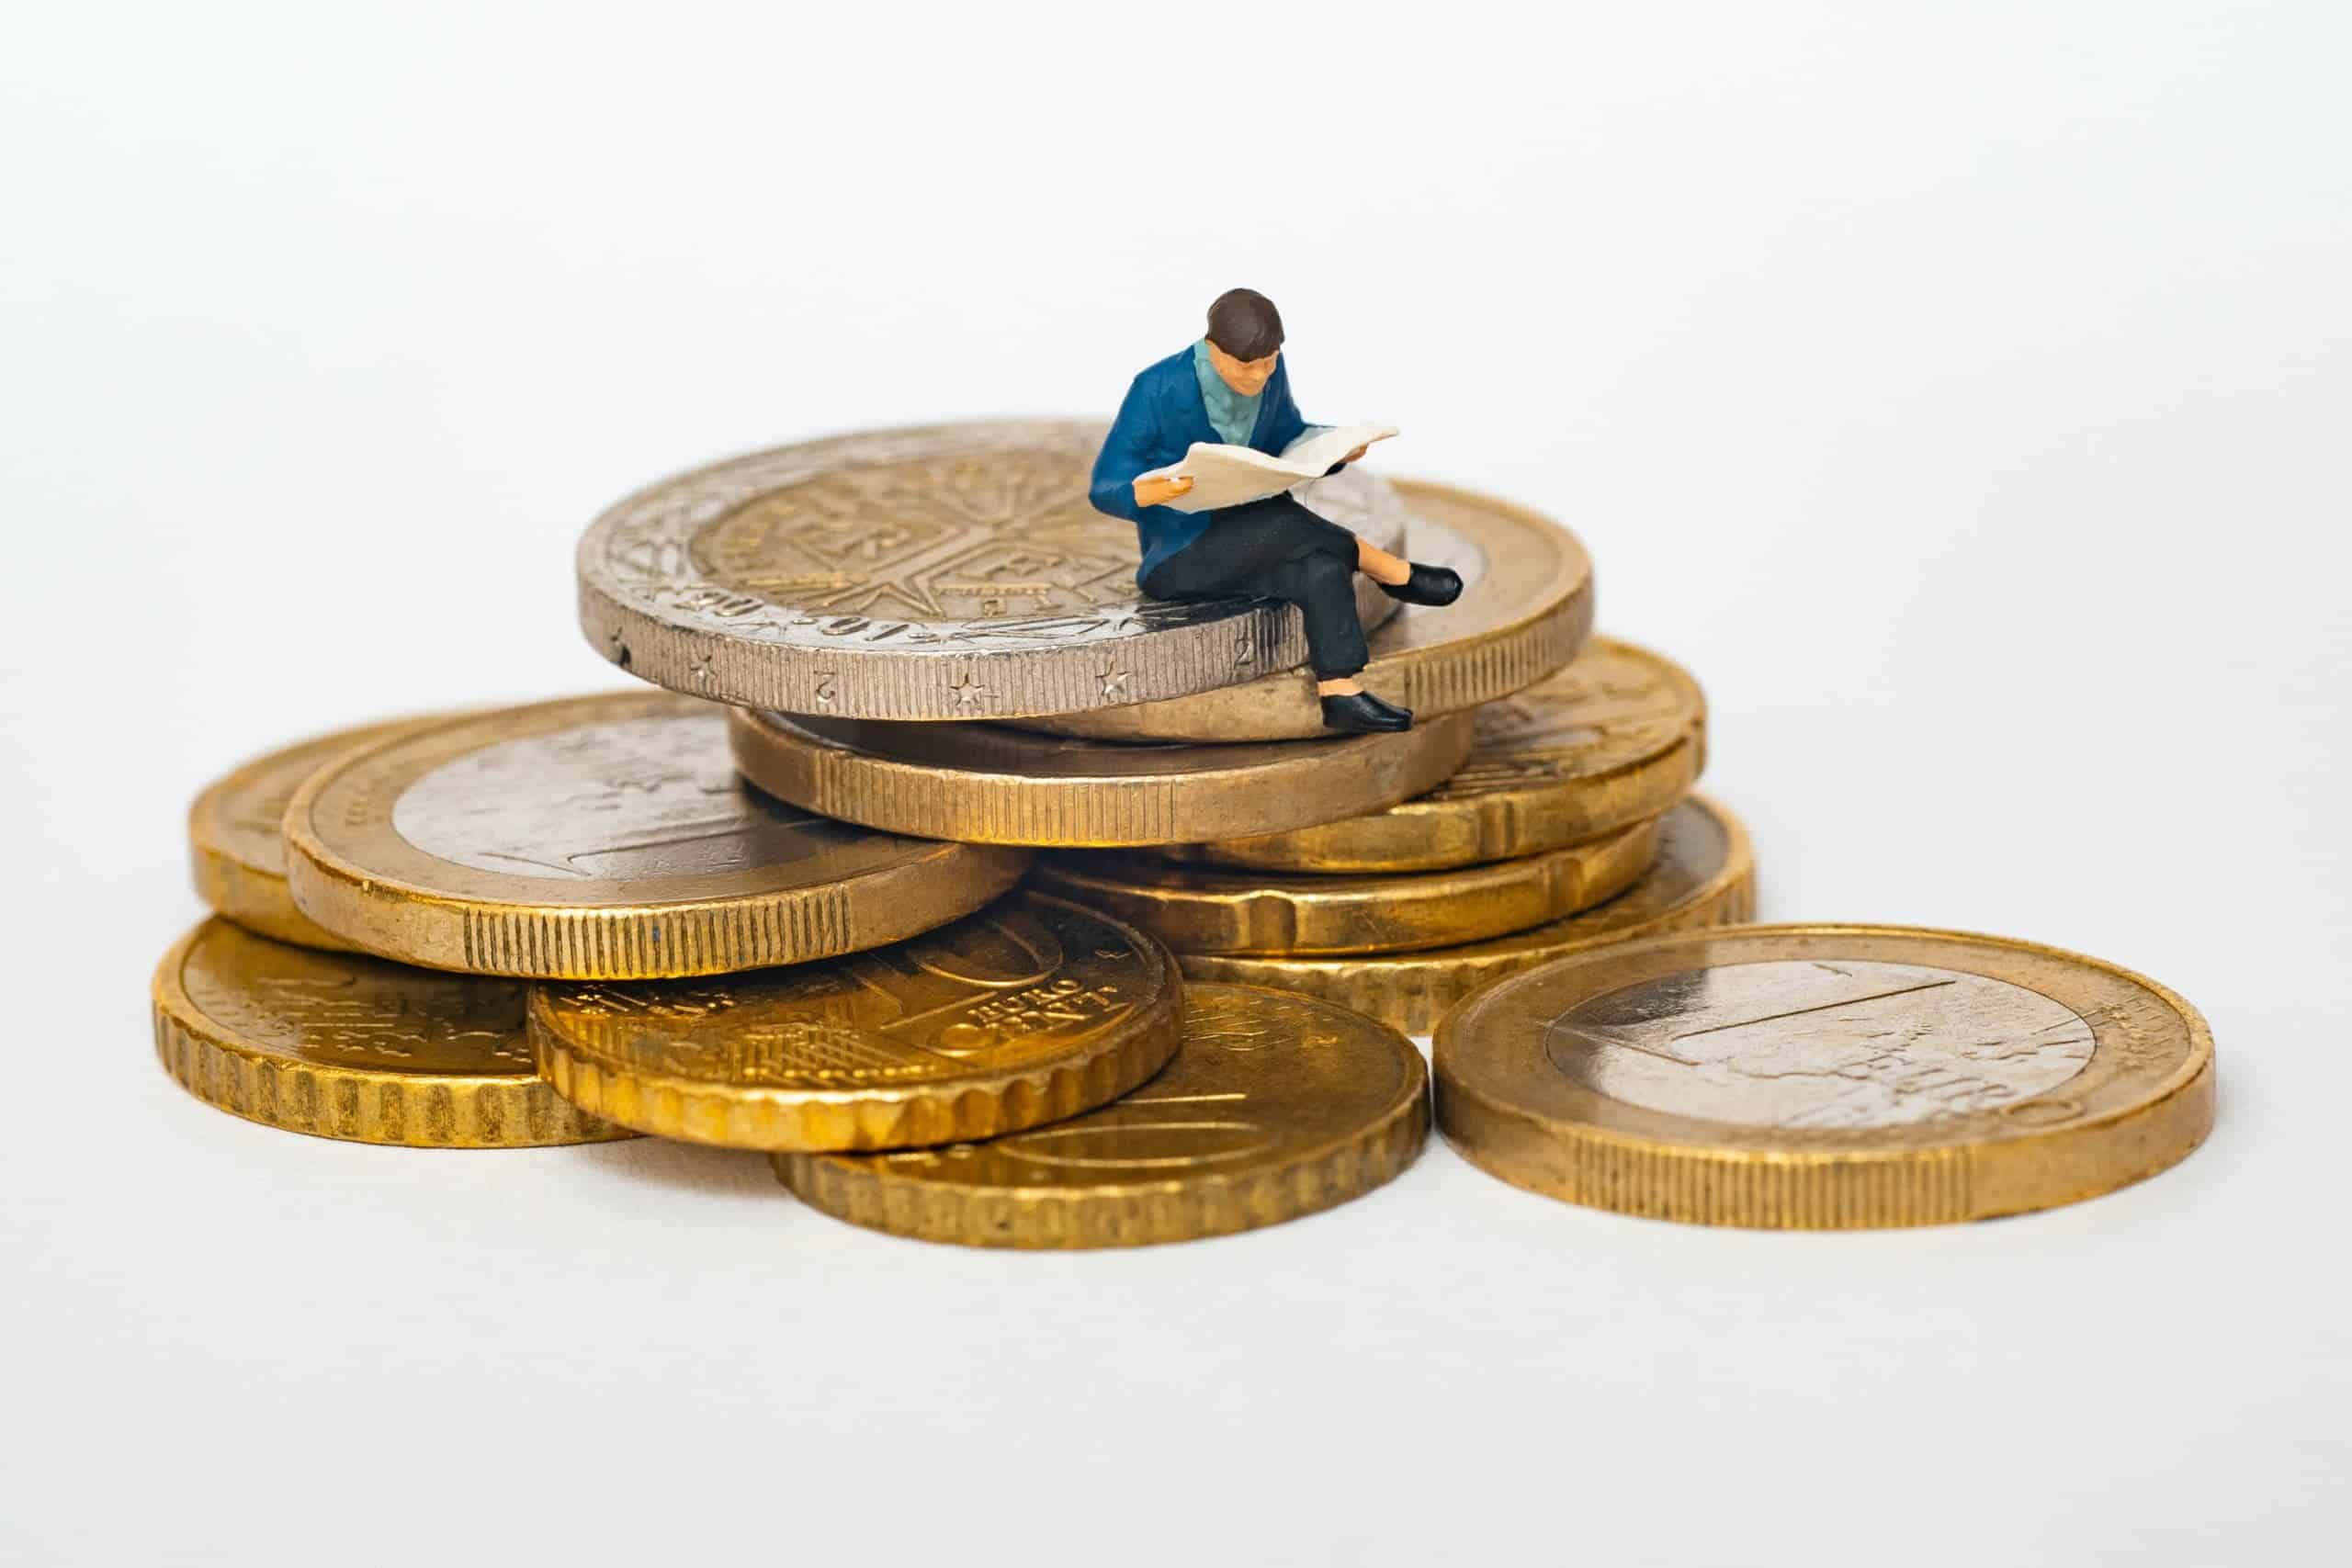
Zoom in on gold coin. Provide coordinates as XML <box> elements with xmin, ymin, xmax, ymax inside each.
<box><xmin>1032</xmin><ymin>814</ymin><xmax>1658</xmax><ymax>957</ymax></box>
<box><xmin>776</xmin><ymin>983</ymin><xmax>1428</xmax><ymax>1247</ymax></box>
<box><xmin>188</xmin><ymin>716</ymin><xmax>437</xmax><ymax>951</ymax></box>
<box><xmin>1160</xmin><ymin>637</ymin><xmax>1703</xmax><ymax>873</ymax></box>
<box><xmin>1434</xmin><ymin>924</ymin><xmax>2215</xmax><ymax>1228</ymax></box>
<box><xmin>152</xmin><ymin>918</ymin><xmax>631</xmax><ymax>1148</ymax></box>
<box><xmin>1177</xmin><ymin>796</ymin><xmax>1755</xmax><ymax>1034</ymax></box>
<box><xmin>528</xmin><ymin>892</ymin><xmax>1182</xmax><ymax>1152</ymax></box>
<box><xmin>284</xmin><ymin>692</ymin><xmax>1029</xmax><ymax>978</ymax></box>
<box><xmin>1020</xmin><ymin>479</ymin><xmax>1594</xmax><ymax>742</ymax></box>
<box><xmin>727</xmin><ymin>706</ymin><xmax>1476</xmax><ymax>848</ymax></box>
<box><xmin>576</xmin><ymin>420</ymin><xmax>1408</xmax><ymax>720</ymax></box>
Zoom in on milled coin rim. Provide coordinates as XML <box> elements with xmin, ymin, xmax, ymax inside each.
<box><xmin>772</xmin><ymin>983</ymin><xmax>1431</xmax><ymax>1247</ymax></box>
<box><xmin>1430</xmin><ymin>922</ymin><xmax>2216</xmax><ymax>1229</ymax></box>
<box><xmin>573</xmin><ymin>419</ymin><xmax>1411</xmax><ymax>720</ymax></box>
<box><xmin>1018</xmin><ymin>477</ymin><xmax>1596</xmax><ymax>742</ymax></box>
<box><xmin>281</xmin><ymin>691</ymin><xmax>1032</xmax><ymax>978</ymax></box>
<box><xmin>727</xmin><ymin>705</ymin><xmax>1478</xmax><ymax>848</ymax></box>
<box><xmin>526</xmin><ymin>893</ymin><xmax>1186</xmax><ymax>1153</ymax></box>
<box><xmin>1031</xmin><ymin>813</ymin><xmax>1660</xmax><ymax>956</ymax></box>
<box><xmin>1160</xmin><ymin>637</ymin><xmax>1706</xmax><ymax>873</ymax></box>
<box><xmin>151</xmin><ymin>919</ymin><xmax>635</xmax><ymax>1148</ymax></box>
<box><xmin>1174</xmin><ymin>795</ymin><xmax>1756</xmax><ymax>1034</ymax></box>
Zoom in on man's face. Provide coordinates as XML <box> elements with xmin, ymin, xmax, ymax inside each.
<box><xmin>1206</xmin><ymin>340</ymin><xmax>1279</xmax><ymax>397</ymax></box>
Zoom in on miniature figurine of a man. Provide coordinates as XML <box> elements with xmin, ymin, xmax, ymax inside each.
<box><xmin>1090</xmin><ymin>288</ymin><xmax>1462</xmax><ymax>733</ymax></box>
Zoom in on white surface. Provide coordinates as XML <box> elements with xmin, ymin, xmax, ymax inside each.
<box><xmin>5</xmin><ymin>4</ymin><xmax>2346</xmax><ymax>1562</ymax></box>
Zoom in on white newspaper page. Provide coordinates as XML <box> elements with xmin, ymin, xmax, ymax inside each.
<box><xmin>1139</xmin><ymin>423</ymin><xmax>1397</xmax><ymax>512</ymax></box>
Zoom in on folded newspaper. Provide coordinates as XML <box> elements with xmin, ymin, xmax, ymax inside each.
<box><xmin>1139</xmin><ymin>423</ymin><xmax>1397</xmax><ymax>513</ymax></box>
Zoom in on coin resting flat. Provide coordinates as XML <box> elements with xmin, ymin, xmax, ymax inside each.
<box><xmin>1434</xmin><ymin>925</ymin><xmax>2216</xmax><ymax>1228</ymax></box>
<box><xmin>575</xmin><ymin>420</ymin><xmax>1408</xmax><ymax>721</ymax></box>
<box><xmin>727</xmin><ymin>706</ymin><xmax>1476</xmax><ymax>848</ymax></box>
<box><xmin>1022</xmin><ymin>479</ymin><xmax>1595</xmax><ymax>743</ymax></box>
<box><xmin>776</xmin><ymin>983</ymin><xmax>1429</xmax><ymax>1248</ymax></box>
<box><xmin>1032</xmin><ymin>814</ymin><xmax>1658</xmax><ymax>957</ymax></box>
<box><xmin>1178</xmin><ymin>796</ymin><xmax>1755</xmax><ymax>1036</ymax></box>
<box><xmin>151</xmin><ymin>919</ymin><xmax>631</xmax><ymax>1148</ymax></box>
<box><xmin>187</xmin><ymin>715</ymin><xmax>441</xmax><ymax>951</ymax></box>
<box><xmin>282</xmin><ymin>692</ymin><xmax>1029</xmax><ymax>979</ymax></box>
<box><xmin>1160</xmin><ymin>638</ymin><xmax>1704</xmax><ymax>874</ymax></box>
<box><xmin>528</xmin><ymin>893</ymin><xmax>1182</xmax><ymax>1152</ymax></box>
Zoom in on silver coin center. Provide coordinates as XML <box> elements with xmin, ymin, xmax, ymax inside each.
<box><xmin>391</xmin><ymin>715</ymin><xmax>842</xmax><ymax>881</ymax></box>
<box><xmin>1544</xmin><ymin>960</ymin><xmax>2094</xmax><ymax>1130</ymax></box>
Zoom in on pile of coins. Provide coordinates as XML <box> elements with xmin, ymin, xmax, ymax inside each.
<box><xmin>154</xmin><ymin>421</ymin><xmax>2215</xmax><ymax>1243</ymax></box>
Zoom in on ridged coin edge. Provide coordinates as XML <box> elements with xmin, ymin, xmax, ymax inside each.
<box><xmin>1430</xmin><ymin>922</ymin><xmax>2217</xmax><ymax>1229</ymax></box>
<box><xmin>149</xmin><ymin>923</ymin><xmax>634</xmax><ymax>1149</ymax></box>
<box><xmin>526</xmin><ymin>942</ymin><xmax>1187</xmax><ymax>1152</ymax></box>
<box><xmin>775</xmin><ymin>1014</ymin><xmax>1431</xmax><ymax>1247</ymax></box>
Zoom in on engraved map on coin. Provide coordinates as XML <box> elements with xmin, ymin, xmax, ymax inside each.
<box><xmin>391</xmin><ymin>714</ymin><xmax>864</xmax><ymax>881</ymax></box>
<box><xmin>179</xmin><ymin>920</ymin><xmax>531</xmax><ymax>1075</ymax></box>
<box><xmin>1545</xmin><ymin>960</ymin><xmax>2096</xmax><ymax>1130</ymax></box>
<box><xmin>537</xmin><ymin>898</ymin><xmax>1162</xmax><ymax>1089</ymax></box>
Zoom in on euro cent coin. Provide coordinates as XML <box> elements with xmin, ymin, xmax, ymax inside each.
<box><xmin>574</xmin><ymin>420</ymin><xmax>1409</xmax><ymax>721</ymax></box>
<box><xmin>527</xmin><ymin>892</ymin><xmax>1182</xmax><ymax>1152</ymax></box>
<box><xmin>1434</xmin><ymin>924</ymin><xmax>2215</xmax><ymax>1227</ymax></box>
<box><xmin>282</xmin><ymin>692</ymin><xmax>1030</xmax><ymax>978</ymax></box>
<box><xmin>775</xmin><ymin>983</ymin><xmax>1428</xmax><ymax>1247</ymax></box>
<box><xmin>152</xmin><ymin>918</ymin><xmax>632</xmax><ymax>1148</ymax></box>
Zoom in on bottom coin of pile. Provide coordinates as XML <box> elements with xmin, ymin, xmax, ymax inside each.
<box><xmin>1177</xmin><ymin>795</ymin><xmax>1754</xmax><ymax>1035</ymax></box>
<box><xmin>776</xmin><ymin>984</ymin><xmax>1430</xmax><ymax>1248</ymax></box>
<box><xmin>151</xmin><ymin>919</ymin><xmax>633</xmax><ymax>1147</ymax></box>
<box><xmin>528</xmin><ymin>892</ymin><xmax>1182</xmax><ymax>1151</ymax></box>
<box><xmin>1434</xmin><ymin>924</ymin><xmax>2217</xmax><ymax>1229</ymax></box>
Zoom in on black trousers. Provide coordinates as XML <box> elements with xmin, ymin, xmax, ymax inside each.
<box><xmin>1139</xmin><ymin>494</ymin><xmax>1369</xmax><ymax>679</ymax></box>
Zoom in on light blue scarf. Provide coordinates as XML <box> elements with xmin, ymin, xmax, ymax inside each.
<box><xmin>1192</xmin><ymin>338</ymin><xmax>1262</xmax><ymax>446</ymax></box>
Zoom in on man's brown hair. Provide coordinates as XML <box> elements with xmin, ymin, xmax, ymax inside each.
<box><xmin>1205</xmin><ymin>288</ymin><xmax>1283</xmax><ymax>361</ymax></box>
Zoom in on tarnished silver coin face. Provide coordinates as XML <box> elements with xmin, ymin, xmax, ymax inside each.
<box><xmin>576</xmin><ymin>420</ymin><xmax>1409</xmax><ymax>719</ymax></box>
<box><xmin>390</xmin><ymin>714</ymin><xmax>858</xmax><ymax>882</ymax></box>
<box><xmin>1544</xmin><ymin>960</ymin><xmax>2096</xmax><ymax>1131</ymax></box>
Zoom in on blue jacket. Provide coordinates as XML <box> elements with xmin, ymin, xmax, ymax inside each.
<box><xmin>1090</xmin><ymin>344</ymin><xmax>1310</xmax><ymax>582</ymax></box>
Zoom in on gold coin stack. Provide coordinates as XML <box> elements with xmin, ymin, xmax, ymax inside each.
<box><xmin>1029</xmin><ymin>638</ymin><xmax>1755</xmax><ymax>1037</ymax></box>
<box><xmin>153</xmin><ymin>420</ymin><xmax>2213</xmax><ymax>1239</ymax></box>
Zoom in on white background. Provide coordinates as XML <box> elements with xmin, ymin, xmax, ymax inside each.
<box><xmin>5</xmin><ymin>4</ymin><xmax>2346</xmax><ymax>1562</ymax></box>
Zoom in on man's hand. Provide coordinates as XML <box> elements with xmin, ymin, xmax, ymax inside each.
<box><xmin>1134</xmin><ymin>474</ymin><xmax>1193</xmax><ymax>508</ymax></box>
<box><xmin>1341</xmin><ymin>444</ymin><xmax>1371</xmax><ymax>465</ymax></box>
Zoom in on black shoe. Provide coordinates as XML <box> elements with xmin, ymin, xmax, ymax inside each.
<box><xmin>1319</xmin><ymin>690</ymin><xmax>1414</xmax><ymax>734</ymax></box>
<box><xmin>1377</xmin><ymin>563</ymin><xmax>1464</xmax><ymax>607</ymax></box>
